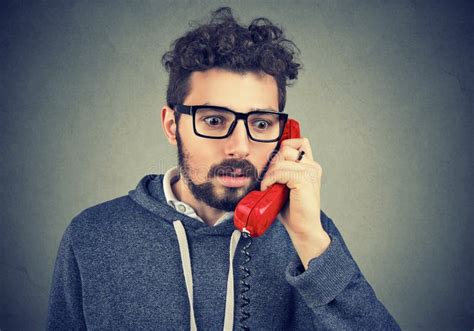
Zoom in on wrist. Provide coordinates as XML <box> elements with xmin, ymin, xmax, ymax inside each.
<box><xmin>289</xmin><ymin>228</ymin><xmax>331</xmax><ymax>270</ymax></box>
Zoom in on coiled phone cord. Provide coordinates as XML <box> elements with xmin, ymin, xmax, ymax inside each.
<box><xmin>237</xmin><ymin>146</ymin><xmax>280</xmax><ymax>330</ymax></box>
<box><xmin>238</xmin><ymin>232</ymin><xmax>252</xmax><ymax>330</ymax></box>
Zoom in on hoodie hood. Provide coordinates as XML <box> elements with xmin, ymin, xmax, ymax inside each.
<box><xmin>128</xmin><ymin>174</ymin><xmax>237</xmax><ymax>237</ymax></box>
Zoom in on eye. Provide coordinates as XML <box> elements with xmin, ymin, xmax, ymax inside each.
<box><xmin>203</xmin><ymin>116</ymin><xmax>225</xmax><ymax>127</ymax></box>
<box><xmin>252</xmin><ymin>120</ymin><xmax>272</xmax><ymax>130</ymax></box>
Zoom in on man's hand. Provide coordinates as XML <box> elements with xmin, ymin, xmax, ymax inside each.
<box><xmin>260</xmin><ymin>137</ymin><xmax>331</xmax><ymax>270</ymax></box>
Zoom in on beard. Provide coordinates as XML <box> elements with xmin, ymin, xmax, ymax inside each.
<box><xmin>175</xmin><ymin>127</ymin><xmax>262</xmax><ymax>211</ymax></box>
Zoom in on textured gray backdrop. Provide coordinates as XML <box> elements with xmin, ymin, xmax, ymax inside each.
<box><xmin>1</xmin><ymin>1</ymin><xmax>473</xmax><ymax>330</ymax></box>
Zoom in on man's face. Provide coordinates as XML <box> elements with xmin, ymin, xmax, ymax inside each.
<box><xmin>175</xmin><ymin>68</ymin><xmax>280</xmax><ymax>211</ymax></box>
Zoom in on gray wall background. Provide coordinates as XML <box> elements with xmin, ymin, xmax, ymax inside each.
<box><xmin>1</xmin><ymin>1</ymin><xmax>472</xmax><ymax>330</ymax></box>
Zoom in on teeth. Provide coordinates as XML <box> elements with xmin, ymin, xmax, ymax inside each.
<box><xmin>224</xmin><ymin>173</ymin><xmax>244</xmax><ymax>177</ymax></box>
<box><xmin>217</xmin><ymin>168</ymin><xmax>245</xmax><ymax>177</ymax></box>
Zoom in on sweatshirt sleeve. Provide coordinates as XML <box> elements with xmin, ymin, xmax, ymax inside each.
<box><xmin>46</xmin><ymin>222</ymin><xmax>87</xmax><ymax>330</ymax></box>
<box><xmin>285</xmin><ymin>214</ymin><xmax>401</xmax><ymax>330</ymax></box>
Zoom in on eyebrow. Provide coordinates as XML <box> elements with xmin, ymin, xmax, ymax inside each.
<box><xmin>203</xmin><ymin>102</ymin><xmax>278</xmax><ymax>113</ymax></box>
<box><xmin>250</xmin><ymin>107</ymin><xmax>278</xmax><ymax>112</ymax></box>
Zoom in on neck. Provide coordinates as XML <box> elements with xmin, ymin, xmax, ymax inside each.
<box><xmin>172</xmin><ymin>177</ymin><xmax>226</xmax><ymax>227</ymax></box>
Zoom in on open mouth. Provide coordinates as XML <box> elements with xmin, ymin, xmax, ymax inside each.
<box><xmin>223</xmin><ymin>173</ymin><xmax>246</xmax><ymax>178</ymax></box>
<box><xmin>218</xmin><ymin>168</ymin><xmax>246</xmax><ymax>177</ymax></box>
<box><xmin>216</xmin><ymin>169</ymin><xmax>250</xmax><ymax>187</ymax></box>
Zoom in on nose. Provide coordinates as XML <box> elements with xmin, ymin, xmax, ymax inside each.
<box><xmin>224</xmin><ymin>120</ymin><xmax>250</xmax><ymax>159</ymax></box>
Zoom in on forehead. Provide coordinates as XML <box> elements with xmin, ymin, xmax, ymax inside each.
<box><xmin>185</xmin><ymin>68</ymin><xmax>279</xmax><ymax>112</ymax></box>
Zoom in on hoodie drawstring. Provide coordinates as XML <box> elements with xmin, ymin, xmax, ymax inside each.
<box><xmin>173</xmin><ymin>220</ymin><xmax>241</xmax><ymax>331</ymax></box>
<box><xmin>173</xmin><ymin>221</ymin><xmax>198</xmax><ymax>331</ymax></box>
<box><xmin>224</xmin><ymin>229</ymin><xmax>242</xmax><ymax>330</ymax></box>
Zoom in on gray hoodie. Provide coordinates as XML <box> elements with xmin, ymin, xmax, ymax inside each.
<box><xmin>46</xmin><ymin>174</ymin><xmax>401</xmax><ymax>330</ymax></box>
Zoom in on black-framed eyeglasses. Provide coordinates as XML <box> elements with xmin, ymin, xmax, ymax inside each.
<box><xmin>173</xmin><ymin>104</ymin><xmax>288</xmax><ymax>143</ymax></box>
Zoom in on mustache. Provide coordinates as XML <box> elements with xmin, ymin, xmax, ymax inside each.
<box><xmin>210</xmin><ymin>149</ymin><xmax>279</xmax><ymax>182</ymax></box>
<box><xmin>210</xmin><ymin>159</ymin><xmax>258</xmax><ymax>179</ymax></box>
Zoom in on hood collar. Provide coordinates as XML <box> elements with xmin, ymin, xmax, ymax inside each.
<box><xmin>128</xmin><ymin>174</ymin><xmax>237</xmax><ymax>237</ymax></box>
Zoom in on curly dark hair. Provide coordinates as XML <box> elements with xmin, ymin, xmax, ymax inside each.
<box><xmin>161</xmin><ymin>7</ymin><xmax>302</xmax><ymax>123</ymax></box>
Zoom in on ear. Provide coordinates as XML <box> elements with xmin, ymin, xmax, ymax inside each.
<box><xmin>161</xmin><ymin>106</ymin><xmax>177</xmax><ymax>145</ymax></box>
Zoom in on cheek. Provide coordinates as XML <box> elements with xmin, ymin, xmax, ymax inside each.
<box><xmin>254</xmin><ymin>144</ymin><xmax>278</xmax><ymax>171</ymax></box>
<box><xmin>184</xmin><ymin>139</ymin><xmax>219</xmax><ymax>179</ymax></box>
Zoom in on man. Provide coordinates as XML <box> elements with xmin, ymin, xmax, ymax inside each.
<box><xmin>47</xmin><ymin>7</ymin><xmax>400</xmax><ymax>330</ymax></box>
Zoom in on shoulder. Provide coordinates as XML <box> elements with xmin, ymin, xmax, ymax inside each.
<box><xmin>72</xmin><ymin>195</ymin><xmax>132</xmax><ymax>224</ymax></box>
<box><xmin>320</xmin><ymin>210</ymin><xmax>341</xmax><ymax>237</ymax></box>
<box><xmin>66</xmin><ymin>195</ymin><xmax>142</xmax><ymax>244</ymax></box>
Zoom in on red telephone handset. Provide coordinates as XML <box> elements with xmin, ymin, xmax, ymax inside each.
<box><xmin>234</xmin><ymin>119</ymin><xmax>301</xmax><ymax>237</ymax></box>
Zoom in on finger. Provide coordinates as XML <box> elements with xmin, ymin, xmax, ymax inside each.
<box><xmin>261</xmin><ymin>161</ymin><xmax>319</xmax><ymax>190</ymax></box>
<box><xmin>280</xmin><ymin>137</ymin><xmax>314</xmax><ymax>160</ymax></box>
<box><xmin>270</xmin><ymin>160</ymin><xmax>321</xmax><ymax>180</ymax></box>
<box><xmin>274</xmin><ymin>145</ymin><xmax>313</xmax><ymax>164</ymax></box>
<box><xmin>261</xmin><ymin>166</ymin><xmax>309</xmax><ymax>191</ymax></box>
<box><xmin>272</xmin><ymin>146</ymin><xmax>312</xmax><ymax>164</ymax></box>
